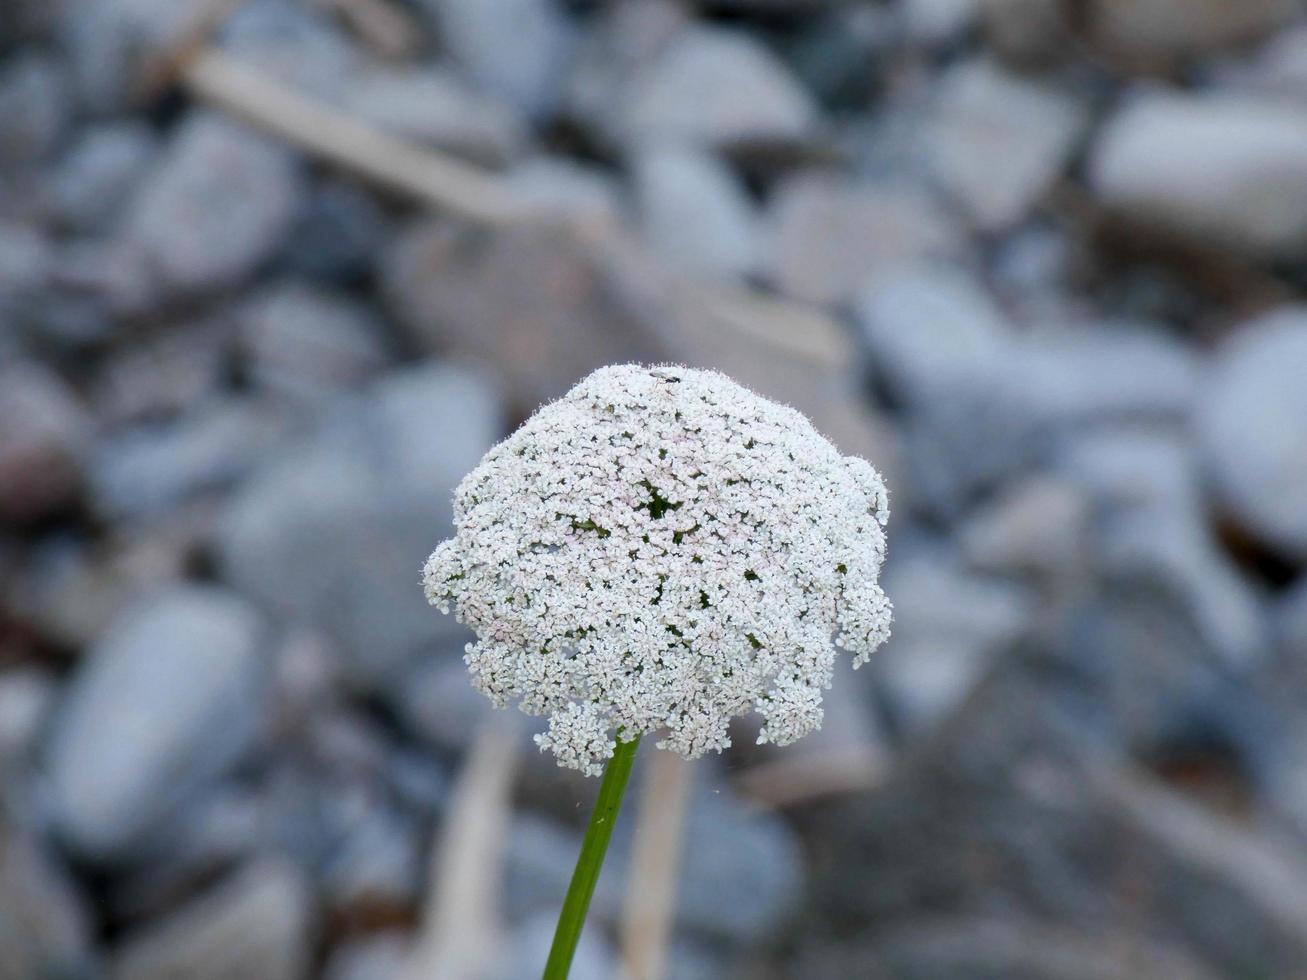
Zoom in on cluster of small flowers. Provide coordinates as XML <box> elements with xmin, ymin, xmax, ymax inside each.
<box><xmin>424</xmin><ymin>364</ymin><xmax>892</xmax><ymax>776</ymax></box>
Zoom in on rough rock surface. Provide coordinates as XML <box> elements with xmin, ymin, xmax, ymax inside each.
<box><xmin>767</xmin><ymin>175</ymin><xmax>962</xmax><ymax>305</ymax></box>
<box><xmin>5</xmin><ymin>0</ymin><xmax>1307</xmax><ymax>975</ymax></box>
<box><xmin>218</xmin><ymin>365</ymin><xmax>501</xmax><ymax>683</ymax></box>
<box><xmin>1090</xmin><ymin>93</ymin><xmax>1307</xmax><ymax>257</ymax></box>
<box><xmin>0</xmin><ymin>362</ymin><xmax>89</xmax><ymax>523</ymax></box>
<box><xmin>1196</xmin><ymin>308</ymin><xmax>1307</xmax><ymax>560</ymax></box>
<box><xmin>108</xmin><ymin>861</ymin><xmax>314</xmax><ymax>980</ymax></box>
<box><xmin>45</xmin><ymin>586</ymin><xmax>268</xmax><ymax>861</ymax></box>
<box><xmin>124</xmin><ymin>114</ymin><xmax>302</xmax><ymax>295</ymax></box>
<box><xmin>926</xmin><ymin>58</ymin><xmax>1088</xmax><ymax>230</ymax></box>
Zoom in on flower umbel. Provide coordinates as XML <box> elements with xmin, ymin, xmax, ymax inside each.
<box><xmin>424</xmin><ymin>364</ymin><xmax>891</xmax><ymax>776</ymax></box>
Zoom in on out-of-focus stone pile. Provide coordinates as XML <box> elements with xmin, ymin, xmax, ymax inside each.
<box><xmin>4</xmin><ymin>0</ymin><xmax>1307</xmax><ymax>977</ymax></box>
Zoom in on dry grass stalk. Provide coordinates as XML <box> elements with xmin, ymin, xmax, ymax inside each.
<box><xmin>403</xmin><ymin>718</ymin><xmax>520</xmax><ymax>980</ymax></box>
<box><xmin>620</xmin><ymin>751</ymin><xmax>693</xmax><ymax>980</ymax></box>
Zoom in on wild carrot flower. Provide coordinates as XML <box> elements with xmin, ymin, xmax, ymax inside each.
<box><xmin>424</xmin><ymin>364</ymin><xmax>892</xmax><ymax>776</ymax></box>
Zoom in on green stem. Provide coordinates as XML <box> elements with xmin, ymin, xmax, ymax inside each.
<box><xmin>542</xmin><ymin>734</ymin><xmax>642</xmax><ymax>980</ymax></box>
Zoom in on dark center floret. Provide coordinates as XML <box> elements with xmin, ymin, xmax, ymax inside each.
<box><xmin>637</xmin><ymin>479</ymin><xmax>683</xmax><ymax>520</ymax></box>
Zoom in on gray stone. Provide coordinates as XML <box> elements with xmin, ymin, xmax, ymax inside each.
<box><xmin>279</xmin><ymin>179</ymin><xmax>389</xmax><ymax>283</ymax></box>
<box><xmin>40</xmin><ymin>238</ymin><xmax>158</xmax><ymax>343</ymax></box>
<box><xmin>0</xmin><ymin>223</ymin><xmax>60</xmax><ymax>346</ymax></box>
<box><xmin>388</xmin><ymin>749</ymin><xmax>449</xmax><ymax>815</ymax></box>
<box><xmin>767</xmin><ymin>174</ymin><xmax>962</xmax><ymax>305</ymax></box>
<box><xmin>387</xmin><ymin>210</ymin><xmax>902</xmax><ymax>503</ymax></box>
<box><xmin>1060</xmin><ymin>580</ymin><xmax>1272</xmax><ymax>761</ymax></box>
<box><xmin>494</xmin><ymin>912</ymin><xmax>617</xmax><ymax>980</ymax></box>
<box><xmin>0</xmin><ymin>668</ymin><xmax>56</xmax><ymax>771</ymax></box>
<box><xmin>125</xmin><ymin>113</ymin><xmax>302</xmax><ymax>295</ymax></box>
<box><xmin>925</xmin><ymin>58</ymin><xmax>1088</xmax><ymax>231</ymax></box>
<box><xmin>0</xmin><ymin>362</ymin><xmax>89</xmax><ymax>524</ymax></box>
<box><xmin>1096</xmin><ymin>505</ymin><xmax>1267</xmax><ymax>671</ymax></box>
<box><xmin>783</xmin><ymin>5</ymin><xmax>900</xmax><ymax>110</ymax></box>
<box><xmin>219</xmin><ymin>0</ymin><xmax>361</xmax><ymax>102</ymax></box>
<box><xmin>696</xmin><ymin>0</ymin><xmax>840</xmax><ymax>8</ymax></box>
<box><xmin>631</xmin><ymin>145</ymin><xmax>759</xmax><ymax>278</ymax></box>
<box><xmin>982</xmin><ymin>0</ymin><xmax>1073</xmax><ymax>66</ymax></box>
<box><xmin>667</xmin><ymin>777</ymin><xmax>806</xmax><ymax>944</ymax></box>
<box><xmin>1265</xmin><ymin>726</ymin><xmax>1307</xmax><ymax>846</ymax></box>
<box><xmin>269</xmin><ymin>629</ymin><xmax>345</xmax><ymax>724</ymax></box>
<box><xmin>564</xmin><ymin>0</ymin><xmax>690</xmax><ymax>151</ymax></box>
<box><xmin>875</xmin><ymin>633</ymin><xmax>1002</xmax><ymax>735</ymax></box>
<box><xmin>104</xmin><ymin>787</ymin><xmax>267</xmax><ymax>922</ymax></box>
<box><xmin>0</xmin><ymin>52</ymin><xmax>71</xmax><ymax>170</ymax></box>
<box><xmin>905</xmin><ymin>0</ymin><xmax>980</xmax><ymax>45</ymax></box>
<box><xmin>960</xmin><ymin>474</ymin><xmax>1091</xmax><ymax>579</ymax></box>
<box><xmin>502</xmin><ymin>156</ymin><xmax>622</xmax><ymax>226</ymax></box>
<box><xmin>1196</xmin><ymin>308</ymin><xmax>1307</xmax><ymax>560</ymax></box>
<box><xmin>1002</xmin><ymin>325</ymin><xmax>1201</xmax><ymax>426</ymax></box>
<box><xmin>218</xmin><ymin>364</ymin><xmax>501</xmax><ymax>684</ymax></box>
<box><xmin>1055</xmin><ymin>428</ymin><xmax>1200</xmax><ymax>514</ymax></box>
<box><xmin>990</xmin><ymin>223</ymin><xmax>1079</xmax><ymax>321</ymax></box>
<box><xmin>855</xmin><ymin>262</ymin><xmax>1012</xmax><ymax>409</ymax></box>
<box><xmin>90</xmin><ymin>400</ymin><xmax>291</xmax><ymax>520</ymax></box>
<box><xmin>48</xmin><ymin>121</ymin><xmax>157</xmax><ymax>233</ymax></box>
<box><xmin>1281</xmin><ymin>576</ymin><xmax>1307</xmax><ymax>658</ymax></box>
<box><xmin>622</xmin><ymin>25</ymin><xmax>818</xmax><ymax>150</ymax></box>
<box><xmin>92</xmin><ymin>313</ymin><xmax>234</xmax><ymax>426</ymax></box>
<box><xmin>391</xmin><ymin>658</ymin><xmax>499</xmax><ymax>754</ymax></box>
<box><xmin>421</xmin><ymin>0</ymin><xmax>575</xmax><ymax>121</ymax></box>
<box><xmin>323</xmin><ymin>934</ymin><xmax>411</xmax><ymax>980</ymax></box>
<box><xmin>803</xmin><ymin>919</ymin><xmax>1223</xmax><ymax>980</ymax></box>
<box><xmin>1</xmin><ymin>0</ymin><xmax>67</xmax><ymax>48</ymax></box>
<box><xmin>0</xmin><ymin>220</ymin><xmax>53</xmax><ymax>296</ymax></box>
<box><xmin>1090</xmin><ymin>92</ymin><xmax>1307</xmax><ymax>258</ymax></box>
<box><xmin>814</xmin><ymin>627</ymin><xmax>1306</xmax><ymax>978</ymax></box>
<box><xmin>902</xmin><ymin>324</ymin><xmax>1199</xmax><ymax>517</ymax></box>
<box><xmin>261</xmin><ymin>757</ymin><xmax>382</xmax><ymax>881</ymax></box>
<box><xmin>320</xmin><ymin>804</ymin><xmax>423</xmax><ymax>912</ymax></box>
<box><xmin>45</xmin><ymin>586</ymin><xmax>268</xmax><ymax>861</ymax></box>
<box><xmin>343</xmin><ymin>67</ymin><xmax>528</xmax><ymax>167</ymax></box>
<box><xmin>0</xmin><ymin>827</ymin><xmax>97</xmax><ymax>980</ymax></box>
<box><xmin>1086</xmin><ymin>0</ymin><xmax>1299</xmax><ymax>64</ymax></box>
<box><xmin>664</xmin><ymin>940</ymin><xmax>724</xmax><ymax>980</ymax></box>
<box><xmin>504</xmin><ymin>815</ymin><xmax>623</xmax><ymax>924</ymax></box>
<box><xmin>874</xmin><ymin>546</ymin><xmax>1034</xmax><ymax>731</ymax></box>
<box><xmin>507</xmin><ymin>778</ymin><xmax>804</xmax><ymax>946</ymax></box>
<box><xmin>237</xmin><ymin>282</ymin><xmax>391</xmax><ymax>403</ymax></box>
<box><xmin>899</xmin><ymin>401</ymin><xmax>1024</xmax><ymax>519</ymax></box>
<box><xmin>1218</xmin><ymin>25</ymin><xmax>1307</xmax><ymax>103</ymax></box>
<box><xmin>893</xmin><ymin>547</ymin><xmax>1008</xmax><ymax>637</ymax></box>
<box><xmin>8</xmin><ymin>528</ymin><xmax>197</xmax><ymax>652</ymax></box>
<box><xmin>1061</xmin><ymin>429</ymin><xmax>1266</xmax><ymax>670</ymax></box>
<box><xmin>381</xmin><ymin>221</ymin><xmax>670</xmax><ymax>410</ymax></box>
<box><xmin>109</xmin><ymin>860</ymin><xmax>313</xmax><ymax>980</ymax></box>
<box><xmin>62</xmin><ymin>0</ymin><xmax>217</xmax><ymax>113</ymax></box>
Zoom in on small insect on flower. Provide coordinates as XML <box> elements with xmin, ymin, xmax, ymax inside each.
<box><xmin>424</xmin><ymin>364</ymin><xmax>892</xmax><ymax>776</ymax></box>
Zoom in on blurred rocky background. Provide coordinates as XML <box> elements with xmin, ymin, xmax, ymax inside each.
<box><xmin>4</xmin><ymin>0</ymin><xmax>1307</xmax><ymax>977</ymax></box>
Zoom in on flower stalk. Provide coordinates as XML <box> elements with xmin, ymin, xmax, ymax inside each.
<box><xmin>543</xmin><ymin>734</ymin><xmax>642</xmax><ymax>980</ymax></box>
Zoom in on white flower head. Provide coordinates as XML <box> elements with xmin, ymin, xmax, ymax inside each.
<box><xmin>424</xmin><ymin>364</ymin><xmax>891</xmax><ymax>775</ymax></box>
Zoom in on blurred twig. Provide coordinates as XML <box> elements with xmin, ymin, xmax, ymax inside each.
<box><xmin>178</xmin><ymin>46</ymin><xmax>859</xmax><ymax>364</ymax></box>
<box><xmin>135</xmin><ymin>0</ymin><xmax>521</xmax><ymax>224</ymax></box>
<box><xmin>620</xmin><ymin>751</ymin><xmax>692</xmax><ymax>980</ymax></box>
<box><xmin>181</xmin><ymin>48</ymin><xmax>526</xmax><ymax>224</ymax></box>
<box><xmin>403</xmin><ymin>718</ymin><xmax>520</xmax><ymax>980</ymax></box>
<box><xmin>136</xmin><ymin>0</ymin><xmax>248</xmax><ymax>99</ymax></box>
<box><xmin>315</xmin><ymin>0</ymin><xmax>423</xmax><ymax>60</ymax></box>
<box><xmin>732</xmin><ymin>742</ymin><xmax>885</xmax><ymax>810</ymax></box>
<box><xmin>679</xmin><ymin>278</ymin><xmax>852</xmax><ymax>370</ymax></box>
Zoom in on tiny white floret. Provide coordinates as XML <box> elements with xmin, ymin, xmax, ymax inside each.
<box><xmin>424</xmin><ymin>364</ymin><xmax>892</xmax><ymax>776</ymax></box>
